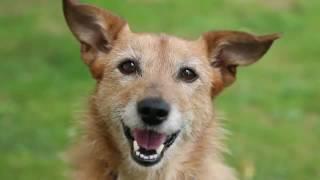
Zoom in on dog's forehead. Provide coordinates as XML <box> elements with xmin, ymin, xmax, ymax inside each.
<box><xmin>116</xmin><ymin>32</ymin><xmax>207</xmax><ymax>64</ymax></box>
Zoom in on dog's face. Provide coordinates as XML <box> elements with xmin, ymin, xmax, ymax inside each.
<box><xmin>63</xmin><ymin>0</ymin><xmax>278</xmax><ymax>168</ymax></box>
<box><xmin>96</xmin><ymin>33</ymin><xmax>215</xmax><ymax>167</ymax></box>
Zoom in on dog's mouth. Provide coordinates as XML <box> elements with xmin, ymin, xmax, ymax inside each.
<box><xmin>123</xmin><ymin>125</ymin><xmax>180</xmax><ymax>166</ymax></box>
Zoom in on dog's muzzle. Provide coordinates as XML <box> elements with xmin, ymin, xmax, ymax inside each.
<box><xmin>122</xmin><ymin>97</ymin><xmax>180</xmax><ymax>166</ymax></box>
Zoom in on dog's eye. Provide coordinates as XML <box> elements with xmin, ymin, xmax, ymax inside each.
<box><xmin>178</xmin><ymin>68</ymin><xmax>198</xmax><ymax>83</ymax></box>
<box><xmin>118</xmin><ymin>59</ymin><xmax>140</xmax><ymax>75</ymax></box>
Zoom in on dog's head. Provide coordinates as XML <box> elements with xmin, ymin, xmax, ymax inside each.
<box><xmin>63</xmin><ymin>0</ymin><xmax>279</xmax><ymax>168</ymax></box>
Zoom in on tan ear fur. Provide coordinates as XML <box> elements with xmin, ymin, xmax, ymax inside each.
<box><xmin>203</xmin><ymin>30</ymin><xmax>280</xmax><ymax>95</ymax></box>
<box><xmin>63</xmin><ymin>0</ymin><xmax>127</xmax><ymax>79</ymax></box>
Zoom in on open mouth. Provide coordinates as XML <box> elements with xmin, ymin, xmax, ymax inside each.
<box><xmin>123</xmin><ymin>125</ymin><xmax>180</xmax><ymax>166</ymax></box>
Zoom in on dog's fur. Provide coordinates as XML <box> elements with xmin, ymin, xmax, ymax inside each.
<box><xmin>62</xmin><ymin>0</ymin><xmax>279</xmax><ymax>179</ymax></box>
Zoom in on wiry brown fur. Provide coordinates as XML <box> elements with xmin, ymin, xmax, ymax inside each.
<box><xmin>62</xmin><ymin>0</ymin><xmax>279</xmax><ymax>179</ymax></box>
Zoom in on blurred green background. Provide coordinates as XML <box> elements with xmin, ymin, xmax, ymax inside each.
<box><xmin>1</xmin><ymin>0</ymin><xmax>319</xmax><ymax>179</ymax></box>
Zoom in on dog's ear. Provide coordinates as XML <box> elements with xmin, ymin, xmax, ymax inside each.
<box><xmin>63</xmin><ymin>0</ymin><xmax>128</xmax><ymax>79</ymax></box>
<box><xmin>203</xmin><ymin>31</ymin><xmax>280</xmax><ymax>95</ymax></box>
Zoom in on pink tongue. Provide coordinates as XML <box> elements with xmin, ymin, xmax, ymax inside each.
<box><xmin>133</xmin><ymin>129</ymin><xmax>166</xmax><ymax>150</ymax></box>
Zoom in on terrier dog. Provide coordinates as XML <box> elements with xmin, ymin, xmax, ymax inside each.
<box><xmin>62</xmin><ymin>0</ymin><xmax>279</xmax><ymax>179</ymax></box>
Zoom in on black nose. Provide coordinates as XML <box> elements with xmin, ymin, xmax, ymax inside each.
<box><xmin>137</xmin><ymin>98</ymin><xmax>170</xmax><ymax>126</ymax></box>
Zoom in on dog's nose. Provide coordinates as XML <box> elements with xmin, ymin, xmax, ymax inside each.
<box><xmin>137</xmin><ymin>98</ymin><xmax>170</xmax><ymax>126</ymax></box>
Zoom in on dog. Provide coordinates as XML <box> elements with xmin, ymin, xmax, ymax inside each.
<box><xmin>62</xmin><ymin>0</ymin><xmax>279</xmax><ymax>179</ymax></box>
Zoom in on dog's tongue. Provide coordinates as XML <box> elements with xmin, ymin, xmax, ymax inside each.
<box><xmin>133</xmin><ymin>129</ymin><xmax>166</xmax><ymax>150</ymax></box>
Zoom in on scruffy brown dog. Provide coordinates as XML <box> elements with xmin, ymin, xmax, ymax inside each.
<box><xmin>62</xmin><ymin>0</ymin><xmax>279</xmax><ymax>179</ymax></box>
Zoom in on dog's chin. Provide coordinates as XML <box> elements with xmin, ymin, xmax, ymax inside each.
<box><xmin>121</xmin><ymin>123</ymin><xmax>180</xmax><ymax>167</ymax></box>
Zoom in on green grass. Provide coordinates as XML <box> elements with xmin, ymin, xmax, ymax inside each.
<box><xmin>0</xmin><ymin>0</ymin><xmax>319</xmax><ymax>179</ymax></box>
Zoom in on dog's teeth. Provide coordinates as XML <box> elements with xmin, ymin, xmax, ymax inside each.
<box><xmin>151</xmin><ymin>154</ymin><xmax>157</xmax><ymax>159</ymax></box>
<box><xmin>133</xmin><ymin>141</ymin><xmax>139</xmax><ymax>151</ymax></box>
<box><xmin>156</xmin><ymin>144</ymin><xmax>164</xmax><ymax>154</ymax></box>
<box><xmin>137</xmin><ymin>153</ymin><xmax>158</xmax><ymax>160</ymax></box>
<box><xmin>135</xmin><ymin>151</ymin><xmax>140</xmax><ymax>156</ymax></box>
<box><xmin>143</xmin><ymin>155</ymin><xmax>148</xmax><ymax>160</ymax></box>
<box><xmin>140</xmin><ymin>154</ymin><xmax>145</xmax><ymax>159</ymax></box>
